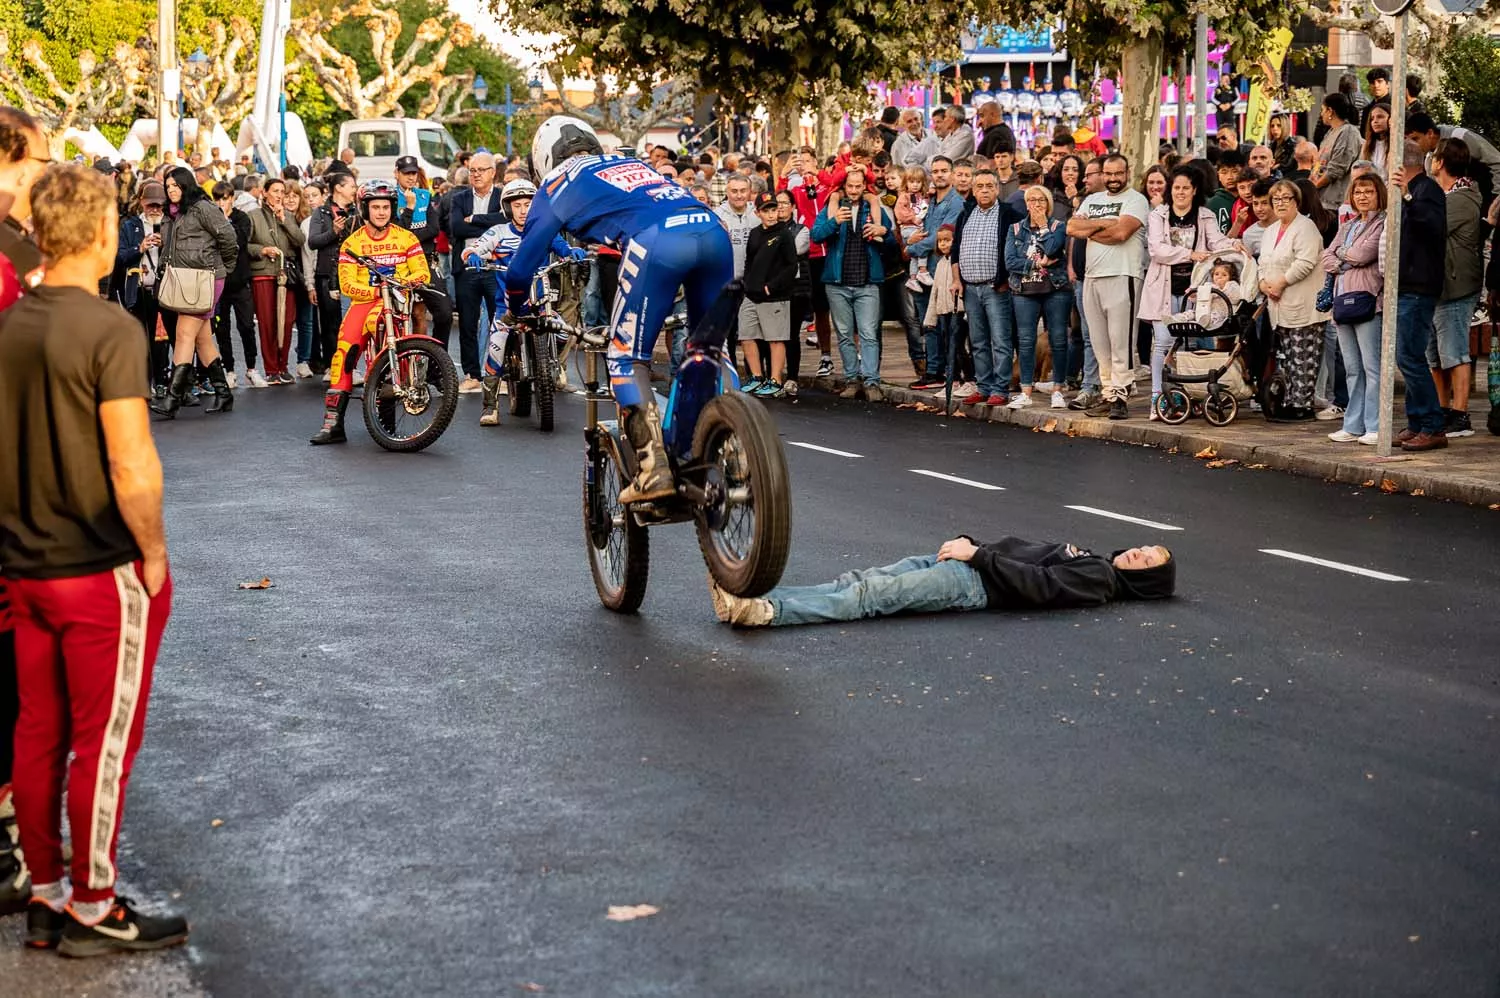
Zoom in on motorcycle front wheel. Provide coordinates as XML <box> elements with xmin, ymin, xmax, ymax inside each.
<box><xmin>583</xmin><ymin>434</ymin><xmax>649</xmax><ymax>613</ymax></box>
<box><xmin>691</xmin><ymin>392</ymin><xmax>792</xmax><ymax>597</ymax></box>
<box><xmin>363</xmin><ymin>338</ymin><xmax>459</xmax><ymax>452</ymax></box>
<box><xmin>533</xmin><ymin>332</ymin><xmax>556</xmax><ymax>433</ymax></box>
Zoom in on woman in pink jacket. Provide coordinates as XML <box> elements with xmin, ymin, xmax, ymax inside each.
<box><xmin>1320</xmin><ymin>174</ymin><xmax>1386</xmax><ymax>444</ymax></box>
<box><xmin>1136</xmin><ymin>166</ymin><xmax>1237</xmax><ymax>419</ymax></box>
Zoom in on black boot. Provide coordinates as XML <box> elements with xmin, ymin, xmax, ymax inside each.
<box><xmin>203</xmin><ymin>358</ymin><xmax>233</xmax><ymax>414</ymax></box>
<box><xmin>309</xmin><ymin>390</ymin><xmax>350</xmax><ymax>445</ymax></box>
<box><xmin>151</xmin><ymin>363</ymin><xmax>194</xmax><ymax>418</ymax></box>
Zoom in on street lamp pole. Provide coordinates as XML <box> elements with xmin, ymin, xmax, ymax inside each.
<box><xmin>157</xmin><ymin>0</ymin><xmax>180</xmax><ymax>161</ymax></box>
<box><xmin>504</xmin><ymin>81</ymin><xmax>514</xmax><ymax>158</ymax></box>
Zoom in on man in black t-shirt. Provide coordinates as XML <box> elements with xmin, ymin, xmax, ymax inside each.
<box><xmin>0</xmin><ymin>164</ymin><xmax>188</xmax><ymax>956</ymax></box>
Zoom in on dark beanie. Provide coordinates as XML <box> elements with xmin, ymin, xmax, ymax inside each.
<box><xmin>1109</xmin><ymin>550</ymin><xmax>1177</xmax><ymax>600</ymax></box>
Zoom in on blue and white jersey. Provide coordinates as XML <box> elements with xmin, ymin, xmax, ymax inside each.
<box><xmin>504</xmin><ymin>154</ymin><xmax>702</xmax><ymax>299</ymax></box>
<box><xmin>469</xmin><ymin>220</ymin><xmax>571</xmax><ymax>282</ymax></box>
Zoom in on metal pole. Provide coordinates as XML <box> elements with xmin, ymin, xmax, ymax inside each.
<box><xmin>1193</xmin><ymin>13</ymin><xmax>1209</xmax><ymax>159</ymax></box>
<box><xmin>157</xmin><ymin>0</ymin><xmax>179</xmax><ymax>163</ymax></box>
<box><xmin>1376</xmin><ymin>12</ymin><xmax>1408</xmax><ymax>457</ymax></box>
<box><xmin>504</xmin><ymin>82</ymin><xmax>514</xmax><ymax>159</ymax></box>
<box><xmin>278</xmin><ymin>92</ymin><xmax>287</xmax><ymax>169</ymax></box>
<box><xmin>1177</xmin><ymin>55</ymin><xmax>1188</xmax><ymax>154</ymax></box>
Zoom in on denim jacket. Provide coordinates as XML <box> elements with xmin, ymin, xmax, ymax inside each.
<box><xmin>1004</xmin><ymin>216</ymin><xmax>1070</xmax><ymax>293</ymax></box>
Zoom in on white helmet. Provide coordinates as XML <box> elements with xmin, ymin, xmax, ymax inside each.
<box><xmin>500</xmin><ymin>178</ymin><xmax>537</xmax><ymax>203</ymax></box>
<box><xmin>530</xmin><ymin>115</ymin><xmax>603</xmax><ymax>179</ymax></box>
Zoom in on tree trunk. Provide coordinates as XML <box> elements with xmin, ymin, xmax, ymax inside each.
<box><xmin>766</xmin><ymin>97</ymin><xmax>797</xmax><ymax>159</ymax></box>
<box><xmin>815</xmin><ymin>86</ymin><xmax>843</xmax><ymax>158</ymax></box>
<box><xmin>1117</xmin><ymin>33</ymin><xmax>1165</xmax><ymax>182</ymax></box>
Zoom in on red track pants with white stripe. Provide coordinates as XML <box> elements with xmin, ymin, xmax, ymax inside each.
<box><xmin>8</xmin><ymin>563</ymin><xmax>172</xmax><ymax>902</ymax></box>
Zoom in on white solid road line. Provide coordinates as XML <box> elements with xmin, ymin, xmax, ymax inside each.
<box><xmin>1259</xmin><ymin>549</ymin><xmax>1410</xmax><ymax>583</ymax></box>
<box><xmin>1065</xmin><ymin>505</ymin><xmax>1183</xmax><ymax>531</ymax></box>
<box><xmin>788</xmin><ymin>441</ymin><xmax>864</xmax><ymax>459</ymax></box>
<box><xmin>909</xmin><ymin>469</ymin><xmax>1005</xmax><ymax>491</ymax></box>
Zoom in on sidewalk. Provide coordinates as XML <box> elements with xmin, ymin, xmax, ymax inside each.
<box><xmin>809</xmin><ymin>325</ymin><xmax>1500</xmax><ymax>507</ymax></box>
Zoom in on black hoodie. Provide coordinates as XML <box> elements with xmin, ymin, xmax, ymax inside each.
<box><xmin>961</xmin><ymin>536</ymin><xmax>1176</xmax><ymax>610</ymax></box>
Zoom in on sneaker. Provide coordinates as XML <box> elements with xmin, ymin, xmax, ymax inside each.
<box><xmin>245</xmin><ymin>369</ymin><xmax>270</xmax><ymax>388</ymax></box>
<box><xmin>905</xmin><ymin>275</ymin><xmax>922</xmax><ymax>292</ymax></box>
<box><xmin>1327</xmin><ymin>429</ymin><xmax>1359</xmax><ymax>442</ymax></box>
<box><xmin>1134</xmin><ymin>365</ymin><xmax>1150</xmax><ymax>382</ymax></box>
<box><xmin>1147</xmin><ymin>393</ymin><xmax>1161</xmax><ymax>421</ymax></box>
<box><xmin>708</xmin><ymin>575</ymin><xmax>773</xmax><ymax>627</ymax></box>
<box><xmin>984</xmin><ymin>393</ymin><xmax>1009</xmax><ymax>407</ymax></box>
<box><xmin>26</xmin><ymin>900</ymin><xmax>66</xmax><ymax>949</ymax></box>
<box><xmin>864</xmin><ymin>383</ymin><xmax>885</xmax><ymax>402</ymax></box>
<box><xmin>960</xmin><ymin>390</ymin><xmax>987</xmax><ymax>406</ymax></box>
<box><xmin>915</xmin><ymin>270</ymin><xmax>933</xmax><ymax>287</ymax></box>
<box><xmin>815</xmin><ymin>358</ymin><xmax>834</xmax><ymax>378</ymax></box>
<box><xmin>1400</xmin><ymin>430</ymin><xmax>1448</xmax><ymax>452</ymax></box>
<box><xmin>742</xmin><ymin>376</ymin><xmax>763</xmax><ymax>395</ymax></box>
<box><xmin>1316</xmin><ymin>405</ymin><xmax>1345</xmax><ymax>421</ymax></box>
<box><xmin>296</xmin><ymin>362</ymin><xmax>314</xmax><ymax>379</ymax></box>
<box><xmin>909</xmin><ymin>377</ymin><xmax>944</xmax><ymax>390</ymax></box>
<box><xmin>1108</xmin><ymin>399</ymin><xmax>1129</xmax><ymax>420</ymax></box>
<box><xmin>752</xmin><ymin>379</ymin><xmax>781</xmax><ymax>397</ymax></box>
<box><xmin>1068</xmin><ymin>389</ymin><xmax>1099</xmax><ymax>411</ymax></box>
<box><xmin>321</xmin><ymin>372</ymin><xmax>332</xmax><ymax>384</ymax></box>
<box><xmin>1006</xmin><ymin>393</ymin><xmax>1033</xmax><ymax>409</ymax></box>
<box><xmin>458</xmin><ymin>377</ymin><xmax>483</xmax><ymax>394</ymax></box>
<box><xmin>805</xmin><ymin>334</ymin><xmax>818</xmax><ymax>347</ymax></box>
<box><xmin>1087</xmin><ymin>397</ymin><xmax>1114</xmax><ymax>417</ymax></box>
<box><xmin>781</xmin><ymin>380</ymin><xmax>798</xmax><ymax>398</ymax></box>
<box><xmin>1358</xmin><ymin>431</ymin><xmax>1379</xmax><ymax>445</ymax></box>
<box><xmin>58</xmin><ymin>897</ymin><xmax>189</xmax><ymax>958</ymax></box>
<box><xmin>1445</xmin><ymin>409</ymin><xmax>1475</xmax><ymax>438</ymax></box>
<box><xmin>839</xmin><ymin>383</ymin><xmax>862</xmax><ymax>400</ymax></box>
<box><xmin>277</xmin><ymin>371</ymin><xmax>295</xmax><ymax>385</ymax></box>
<box><xmin>225</xmin><ymin>371</ymin><xmax>238</xmax><ymax>390</ymax></box>
<box><xmin>1050</xmin><ymin>390</ymin><xmax>1067</xmax><ymax>409</ymax></box>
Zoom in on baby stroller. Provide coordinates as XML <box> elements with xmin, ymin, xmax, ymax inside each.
<box><xmin>1157</xmin><ymin>250</ymin><xmax>1264</xmax><ymax>427</ymax></box>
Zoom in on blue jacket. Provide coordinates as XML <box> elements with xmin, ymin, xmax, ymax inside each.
<box><xmin>504</xmin><ymin>154</ymin><xmax>707</xmax><ymax>300</ymax></box>
<box><xmin>1004</xmin><ymin>215</ymin><xmax>1071</xmax><ymax>292</ymax></box>
<box><xmin>907</xmin><ymin>187</ymin><xmax>965</xmax><ymax>271</ymax></box>
<box><xmin>810</xmin><ymin>196</ymin><xmax>894</xmax><ymax>285</ymax></box>
<box><xmin>111</xmin><ymin>214</ymin><xmax>147</xmax><ymax>309</ymax></box>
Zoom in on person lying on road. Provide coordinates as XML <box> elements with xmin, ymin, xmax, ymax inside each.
<box><xmin>709</xmin><ymin>536</ymin><xmax>1175</xmax><ymax>628</ymax></box>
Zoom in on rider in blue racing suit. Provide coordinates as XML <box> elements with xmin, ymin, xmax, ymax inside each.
<box><xmin>504</xmin><ymin>115</ymin><xmax>734</xmax><ymax>503</ymax></box>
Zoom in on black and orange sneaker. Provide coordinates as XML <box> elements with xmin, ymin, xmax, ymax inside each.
<box><xmin>57</xmin><ymin>897</ymin><xmax>189</xmax><ymax>958</ymax></box>
<box><xmin>25</xmin><ymin>900</ymin><xmax>66</xmax><ymax>949</ymax></box>
<box><xmin>0</xmin><ymin>848</ymin><xmax>27</xmax><ymax>916</ymax></box>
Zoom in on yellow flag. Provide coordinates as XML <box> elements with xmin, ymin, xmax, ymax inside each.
<box><xmin>1243</xmin><ymin>28</ymin><xmax>1294</xmax><ymax>145</ymax></box>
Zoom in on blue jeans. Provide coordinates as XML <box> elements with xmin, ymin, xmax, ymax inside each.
<box><xmin>827</xmin><ymin>283</ymin><xmax>882</xmax><ymax>385</ymax></box>
<box><xmin>924</xmin><ymin>313</ymin><xmax>959</xmax><ymax>381</ymax></box>
<box><xmin>1336</xmin><ymin>314</ymin><xmax>1382</xmax><ymax>436</ymax></box>
<box><xmin>964</xmin><ymin>284</ymin><xmax>1016</xmax><ymax>397</ymax></box>
<box><xmin>899</xmin><ymin>284</ymin><xmax>924</xmax><ymax>370</ymax></box>
<box><xmin>294</xmin><ymin>294</ymin><xmax>316</xmax><ymax>364</ymax></box>
<box><xmin>1072</xmin><ymin>282</ymin><xmax>1098</xmax><ymax>390</ymax></box>
<box><xmin>1396</xmin><ymin>292</ymin><xmax>1443</xmax><ymax>433</ymax></box>
<box><xmin>768</xmin><ymin>555</ymin><xmax>990</xmax><ymax>626</ymax></box>
<box><xmin>1013</xmin><ymin>287</ymin><xmax>1072</xmax><ymax>388</ymax></box>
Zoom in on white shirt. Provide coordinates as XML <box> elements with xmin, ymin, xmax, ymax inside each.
<box><xmin>1077</xmin><ymin>188</ymin><xmax>1151</xmax><ymax>279</ymax></box>
<box><xmin>714</xmin><ymin>202</ymin><xmax>758</xmax><ymax>278</ymax></box>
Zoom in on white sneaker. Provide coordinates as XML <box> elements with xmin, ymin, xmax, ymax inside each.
<box><xmin>1357</xmin><ymin>431</ymin><xmax>1378</xmax><ymax>445</ymax></box>
<box><xmin>353</xmin><ymin>372</ymin><xmax>365</xmax><ymax>387</ymax></box>
<box><xmin>905</xmin><ymin>275</ymin><xmax>922</xmax><ymax>292</ymax></box>
<box><xmin>1316</xmin><ymin>405</ymin><xmax>1345</xmax><ymax>421</ymax></box>
<box><xmin>458</xmin><ymin>376</ymin><xmax>483</xmax><ymax>394</ymax></box>
<box><xmin>322</xmin><ymin>372</ymin><xmax>331</xmax><ymax>384</ymax></box>
<box><xmin>1050</xmin><ymin>390</ymin><xmax>1067</xmax><ymax>409</ymax></box>
<box><xmin>245</xmin><ymin>369</ymin><xmax>270</xmax><ymax>388</ymax></box>
<box><xmin>296</xmin><ymin>362</ymin><xmax>313</xmax><ymax>379</ymax></box>
<box><xmin>1006</xmin><ymin>393</ymin><xmax>1033</xmax><ymax>409</ymax></box>
<box><xmin>1327</xmin><ymin>429</ymin><xmax>1359</xmax><ymax>442</ymax></box>
<box><xmin>915</xmin><ymin>270</ymin><xmax>933</xmax><ymax>287</ymax></box>
<box><xmin>225</xmin><ymin>371</ymin><xmax>238</xmax><ymax>390</ymax></box>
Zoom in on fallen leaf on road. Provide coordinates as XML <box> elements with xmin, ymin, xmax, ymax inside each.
<box><xmin>210</xmin><ymin>818</ymin><xmax>224</xmax><ymax>828</ymax></box>
<box><xmin>1034</xmin><ymin>418</ymin><xmax>1059</xmax><ymax>433</ymax></box>
<box><xmin>1247</xmin><ymin>463</ymin><xmax>1267</xmax><ymax>469</ymax></box>
<box><xmin>1379</xmin><ymin>478</ymin><xmax>1399</xmax><ymax>494</ymax></box>
<box><xmin>1491</xmin><ymin>504</ymin><xmax>1500</xmax><ymax>510</ymax></box>
<box><xmin>237</xmin><ymin>577</ymin><xmax>274</xmax><ymax>590</ymax></box>
<box><xmin>1410</xmin><ymin>488</ymin><xmax>1425</xmax><ymax>496</ymax></box>
<box><xmin>606</xmin><ymin>904</ymin><xmax>660</xmax><ymax>922</ymax></box>
<box><xmin>517</xmin><ymin>984</ymin><xmax>546</xmax><ymax>993</ymax></box>
<box><xmin>1167</xmin><ymin>446</ymin><xmax>1179</xmax><ymax>454</ymax></box>
<box><xmin>1362</xmin><ymin>480</ymin><xmax>1377</xmax><ymax>488</ymax></box>
<box><xmin>1194</xmin><ymin>446</ymin><xmax>1218</xmax><ymax>459</ymax></box>
<box><xmin>1204</xmin><ymin>459</ymin><xmax>1239</xmax><ymax>469</ymax></box>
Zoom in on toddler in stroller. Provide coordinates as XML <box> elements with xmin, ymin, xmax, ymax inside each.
<box><xmin>1156</xmin><ymin>250</ymin><xmax>1262</xmax><ymax>426</ymax></box>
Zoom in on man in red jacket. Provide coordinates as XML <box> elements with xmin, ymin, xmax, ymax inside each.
<box><xmin>709</xmin><ymin>536</ymin><xmax>1175</xmax><ymax>627</ymax></box>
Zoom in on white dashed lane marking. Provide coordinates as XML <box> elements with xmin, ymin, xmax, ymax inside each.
<box><xmin>1065</xmin><ymin>505</ymin><xmax>1183</xmax><ymax>531</ymax></box>
<box><xmin>1259</xmin><ymin>549</ymin><xmax>1410</xmax><ymax>583</ymax></box>
<box><xmin>787</xmin><ymin>441</ymin><xmax>864</xmax><ymax>458</ymax></box>
<box><xmin>909</xmin><ymin>470</ymin><xmax>1005</xmax><ymax>491</ymax></box>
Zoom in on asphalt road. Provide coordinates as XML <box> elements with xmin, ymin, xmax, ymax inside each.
<box><xmin>4</xmin><ymin>381</ymin><xmax>1498</xmax><ymax>998</ymax></box>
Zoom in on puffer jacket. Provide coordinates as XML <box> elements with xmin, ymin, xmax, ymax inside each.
<box><xmin>163</xmin><ymin>197</ymin><xmax>237</xmax><ymax>279</ymax></box>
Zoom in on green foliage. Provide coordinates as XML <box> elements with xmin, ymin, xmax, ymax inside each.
<box><xmin>1436</xmin><ymin>33</ymin><xmax>1500</xmax><ymax>141</ymax></box>
<box><xmin>286</xmin><ymin>63</ymin><xmax>341</xmax><ymax>156</ymax></box>
<box><xmin>447</xmin><ymin>108</ymin><xmax>540</xmax><ymax>158</ymax></box>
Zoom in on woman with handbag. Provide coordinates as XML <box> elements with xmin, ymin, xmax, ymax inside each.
<box><xmin>1320</xmin><ymin>174</ymin><xmax>1386</xmax><ymax>444</ymax></box>
<box><xmin>154</xmin><ymin>167</ymin><xmax>238</xmax><ymax>417</ymax></box>
<box><xmin>1258</xmin><ymin>180</ymin><xmax>1331</xmax><ymax>422</ymax></box>
<box><xmin>248</xmin><ymin>177</ymin><xmax>306</xmax><ymax>385</ymax></box>
<box><xmin>1136</xmin><ymin>165</ymin><xmax>1236</xmax><ymax>419</ymax></box>
<box><xmin>1004</xmin><ymin>185</ymin><xmax>1073</xmax><ymax>409</ymax></box>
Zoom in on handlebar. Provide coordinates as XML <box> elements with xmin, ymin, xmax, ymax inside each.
<box><xmin>347</xmin><ymin>252</ymin><xmax>440</xmax><ymax>295</ymax></box>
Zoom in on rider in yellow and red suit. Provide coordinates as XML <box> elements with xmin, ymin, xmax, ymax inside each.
<box><xmin>310</xmin><ymin>180</ymin><xmax>431</xmax><ymax>445</ymax></box>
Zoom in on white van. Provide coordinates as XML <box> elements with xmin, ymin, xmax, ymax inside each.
<box><xmin>336</xmin><ymin>118</ymin><xmax>461</xmax><ymax>182</ymax></box>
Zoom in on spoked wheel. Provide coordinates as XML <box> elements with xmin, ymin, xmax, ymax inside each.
<box><xmin>363</xmin><ymin>338</ymin><xmax>459</xmax><ymax>452</ymax></box>
<box><xmin>1204</xmin><ymin>387</ymin><xmax>1239</xmax><ymax>427</ymax></box>
<box><xmin>1157</xmin><ymin>387</ymin><xmax>1192</xmax><ymax>425</ymax></box>
<box><xmin>691</xmin><ymin>392</ymin><xmax>792</xmax><ymax>597</ymax></box>
<box><xmin>533</xmin><ymin>332</ymin><xmax>556</xmax><ymax>432</ymax></box>
<box><xmin>1259</xmin><ymin>372</ymin><xmax>1288</xmax><ymax>421</ymax></box>
<box><xmin>583</xmin><ymin>435</ymin><xmax>649</xmax><ymax>613</ymax></box>
<box><xmin>507</xmin><ymin>337</ymin><xmax>532</xmax><ymax>418</ymax></box>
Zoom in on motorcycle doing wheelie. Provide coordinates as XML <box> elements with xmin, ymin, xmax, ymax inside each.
<box><xmin>342</xmin><ymin>251</ymin><xmax>460</xmax><ymax>451</ymax></box>
<box><xmin>526</xmin><ymin>257</ymin><xmax>793</xmax><ymax>613</ymax></box>
<box><xmin>479</xmin><ymin>263</ymin><xmax>558</xmax><ymax>431</ymax></box>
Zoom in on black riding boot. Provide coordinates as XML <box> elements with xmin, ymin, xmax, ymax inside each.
<box><xmin>151</xmin><ymin>363</ymin><xmax>194</xmax><ymax>418</ymax></box>
<box><xmin>203</xmin><ymin>357</ymin><xmax>233</xmax><ymax>414</ymax></box>
<box><xmin>309</xmin><ymin>390</ymin><xmax>350</xmax><ymax>445</ymax></box>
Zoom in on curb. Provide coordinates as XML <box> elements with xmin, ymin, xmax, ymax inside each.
<box><xmin>811</xmin><ymin>377</ymin><xmax>1500</xmax><ymax>508</ymax></box>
